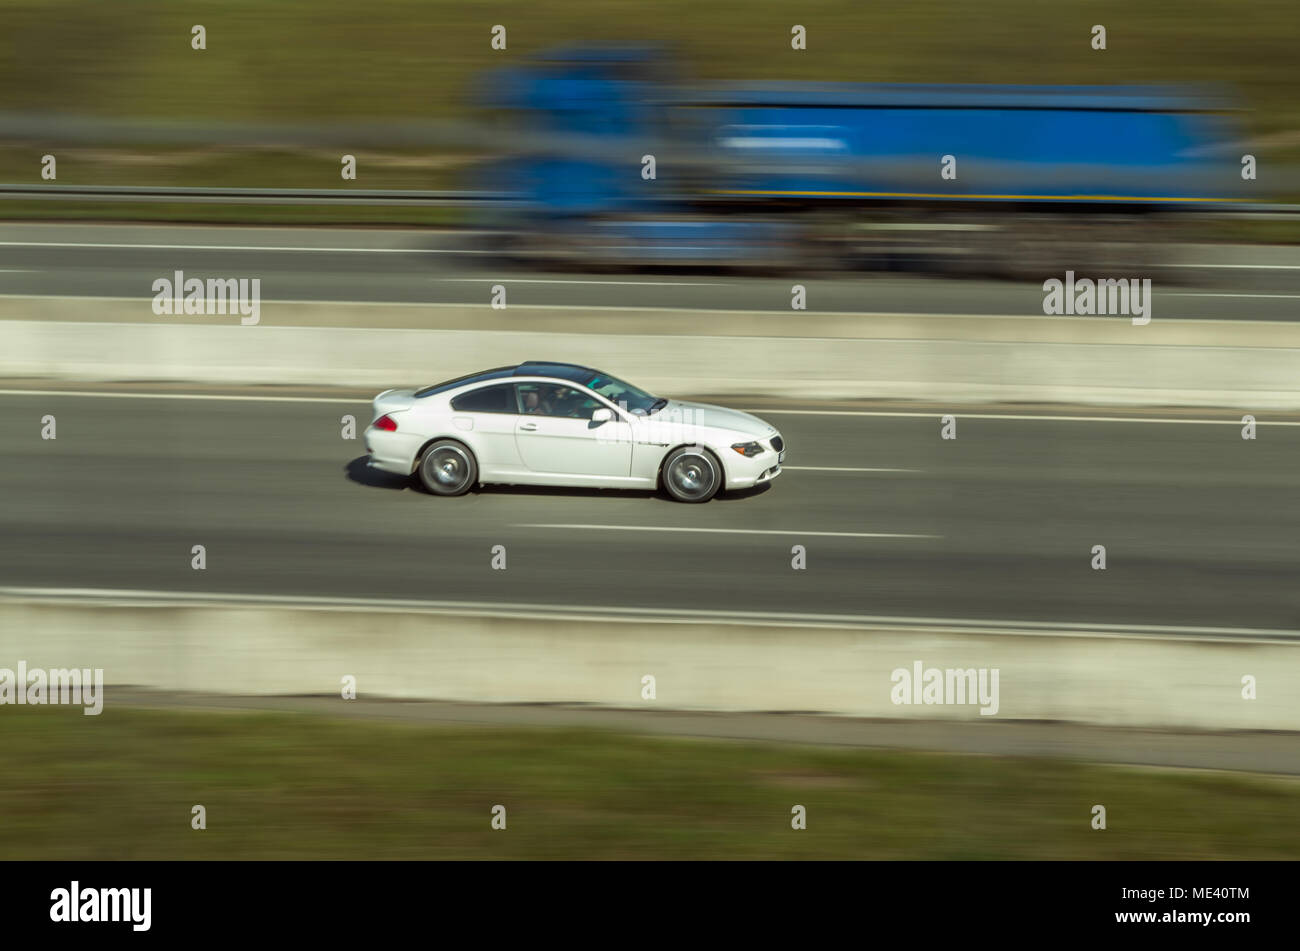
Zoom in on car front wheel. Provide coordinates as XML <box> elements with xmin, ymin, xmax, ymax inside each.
<box><xmin>662</xmin><ymin>446</ymin><xmax>722</xmax><ymax>503</ymax></box>
<box><xmin>417</xmin><ymin>440</ymin><xmax>478</xmax><ymax>496</ymax></box>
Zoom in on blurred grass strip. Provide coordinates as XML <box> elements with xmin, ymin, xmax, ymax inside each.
<box><xmin>1</xmin><ymin>705</ymin><xmax>1297</xmax><ymax>859</ymax></box>
<box><xmin>0</xmin><ymin>1</ymin><xmax>1295</xmax><ymax>226</ymax></box>
<box><xmin>1</xmin><ymin>1</ymin><xmax>1297</xmax><ymax>134</ymax></box>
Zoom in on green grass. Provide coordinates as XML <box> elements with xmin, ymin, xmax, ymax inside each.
<box><xmin>2</xmin><ymin>1</ymin><xmax>1297</xmax><ymax>130</ymax></box>
<box><xmin>1</xmin><ymin>705</ymin><xmax>1297</xmax><ymax>859</ymax></box>
<box><xmin>1</xmin><ymin>1</ymin><xmax>1296</xmax><ymax>225</ymax></box>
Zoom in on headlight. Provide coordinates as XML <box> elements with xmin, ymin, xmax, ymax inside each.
<box><xmin>731</xmin><ymin>441</ymin><xmax>763</xmax><ymax>457</ymax></box>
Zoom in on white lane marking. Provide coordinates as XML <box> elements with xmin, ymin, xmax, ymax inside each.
<box><xmin>1168</xmin><ymin>292</ymin><xmax>1300</xmax><ymax>300</ymax></box>
<box><xmin>434</xmin><ymin>278</ymin><xmax>728</xmax><ymax>286</ymax></box>
<box><xmin>513</xmin><ymin>523</ymin><xmax>936</xmax><ymax>539</ymax></box>
<box><xmin>1170</xmin><ymin>263</ymin><xmax>1300</xmax><ymax>270</ymax></box>
<box><xmin>1</xmin><ymin>586</ymin><xmax>1294</xmax><ymax>644</ymax></box>
<box><xmin>0</xmin><ymin>241</ymin><xmax>486</xmax><ymax>254</ymax></box>
<box><xmin>3</xmin><ymin>235</ymin><xmax>1300</xmax><ymax>269</ymax></box>
<box><xmin>0</xmin><ymin>389</ymin><xmax>1296</xmax><ymax>425</ymax></box>
<box><xmin>0</xmin><ymin>388</ymin><xmax>359</xmax><ymax>404</ymax></box>
<box><xmin>0</xmin><ymin>268</ymin><xmax>35</xmax><ymax>272</ymax></box>
<box><xmin>746</xmin><ymin>409</ymin><xmax>1300</xmax><ymax>425</ymax></box>
<box><xmin>783</xmin><ymin>466</ymin><xmax>918</xmax><ymax>472</ymax></box>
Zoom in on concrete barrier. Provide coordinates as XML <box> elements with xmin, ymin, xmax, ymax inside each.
<box><xmin>2</xmin><ymin>593</ymin><xmax>1295</xmax><ymax>730</ymax></box>
<box><xmin>2</xmin><ymin>298</ymin><xmax>1300</xmax><ymax>407</ymax></box>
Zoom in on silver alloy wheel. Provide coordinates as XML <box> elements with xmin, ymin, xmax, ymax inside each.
<box><xmin>424</xmin><ymin>445</ymin><xmax>470</xmax><ymax>492</ymax></box>
<box><xmin>668</xmin><ymin>451</ymin><xmax>716</xmax><ymax>501</ymax></box>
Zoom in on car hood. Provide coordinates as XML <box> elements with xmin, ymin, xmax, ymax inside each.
<box><xmin>650</xmin><ymin>399</ymin><xmax>777</xmax><ymax>439</ymax></box>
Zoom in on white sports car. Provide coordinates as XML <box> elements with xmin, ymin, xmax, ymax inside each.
<box><xmin>364</xmin><ymin>361</ymin><xmax>784</xmax><ymax>503</ymax></box>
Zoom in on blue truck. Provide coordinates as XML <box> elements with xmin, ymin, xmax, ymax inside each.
<box><xmin>475</xmin><ymin>48</ymin><xmax>1244</xmax><ymax>274</ymax></box>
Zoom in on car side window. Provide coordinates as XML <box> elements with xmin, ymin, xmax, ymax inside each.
<box><xmin>450</xmin><ymin>383</ymin><xmax>517</xmax><ymax>414</ymax></box>
<box><xmin>515</xmin><ymin>382</ymin><xmax>605</xmax><ymax>419</ymax></box>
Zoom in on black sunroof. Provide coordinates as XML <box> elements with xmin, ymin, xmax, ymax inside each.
<box><xmin>512</xmin><ymin>362</ymin><xmax>595</xmax><ymax>383</ymax></box>
<box><xmin>414</xmin><ymin>366</ymin><xmax>516</xmax><ymax>398</ymax></box>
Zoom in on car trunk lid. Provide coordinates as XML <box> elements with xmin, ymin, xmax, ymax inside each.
<box><xmin>372</xmin><ymin>388</ymin><xmax>416</xmax><ymax>419</ymax></box>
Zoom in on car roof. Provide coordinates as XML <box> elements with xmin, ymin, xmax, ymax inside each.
<box><xmin>512</xmin><ymin>361</ymin><xmax>597</xmax><ymax>383</ymax></box>
<box><xmin>413</xmin><ymin>366</ymin><xmax>515</xmax><ymax>398</ymax></box>
<box><xmin>414</xmin><ymin>362</ymin><xmax>599</xmax><ymax>398</ymax></box>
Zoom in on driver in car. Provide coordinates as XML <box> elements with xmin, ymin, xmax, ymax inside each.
<box><xmin>522</xmin><ymin>385</ymin><xmax>596</xmax><ymax>418</ymax></box>
<box><xmin>550</xmin><ymin>385</ymin><xmax>585</xmax><ymax>417</ymax></box>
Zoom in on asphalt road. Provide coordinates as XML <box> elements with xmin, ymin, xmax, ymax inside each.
<box><xmin>2</xmin><ymin>389</ymin><xmax>1297</xmax><ymax>634</ymax></box>
<box><xmin>2</xmin><ymin>223</ymin><xmax>1300</xmax><ymax>320</ymax></box>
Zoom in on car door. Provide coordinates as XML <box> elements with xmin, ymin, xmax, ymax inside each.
<box><xmin>448</xmin><ymin>383</ymin><xmax>524</xmax><ymax>473</ymax></box>
<box><xmin>513</xmin><ymin>382</ymin><xmax>633</xmax><ymax>479</ymax></box>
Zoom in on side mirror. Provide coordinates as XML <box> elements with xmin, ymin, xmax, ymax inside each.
<box><xmin>591</xmin><ymin>407</ymin><xmax>615</xmax><ymax>424</ymax></box>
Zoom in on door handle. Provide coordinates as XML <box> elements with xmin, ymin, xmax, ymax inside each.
<box><xmin>519</xmin><ymin>422</ymin><xmax>538</xmax><ymax>431</ymax></box>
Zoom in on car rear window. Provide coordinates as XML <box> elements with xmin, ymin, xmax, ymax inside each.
<box><xmin>450</xmin><ymin>383</ymin><xmax>517</xmax><ymax>414</ymax></box>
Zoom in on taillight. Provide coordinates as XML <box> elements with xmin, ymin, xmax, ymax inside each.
<box><xmin>373</xmin><ymin>414</ymin><xmax>398</xmax><ymax>432</ymax></box>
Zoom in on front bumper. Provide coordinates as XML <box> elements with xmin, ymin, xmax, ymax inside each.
<box><xmin>725</xmin><ymin>449</ymin><xmax>784</xmax><ymax>489</ymax></box>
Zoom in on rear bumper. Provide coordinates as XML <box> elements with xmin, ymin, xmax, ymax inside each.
<box><xmin>367</xmin><ymin>454</ymin><xmax>411</xmax><ymax>476</ymax></box>
<box><xmin>364</xmin><ymin>427</ymin><xmax>421</xmax><ymax>475</ymax></box>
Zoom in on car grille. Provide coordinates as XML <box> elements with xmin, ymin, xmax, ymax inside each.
<box><xmin>770</xmin><ymin>435</ymin><xmax>784</xmax><ymax>453</ymax></box>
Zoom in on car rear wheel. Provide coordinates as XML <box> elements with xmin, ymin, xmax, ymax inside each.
<box><xmin>417</xmin><ymin>440</ymin><xmax>478</xmax><ymax>496</ymax></box>
<box><xmin>662</xmin><ymin>446</ymin><xmax>722</xmax><ymax>503</ymax></box>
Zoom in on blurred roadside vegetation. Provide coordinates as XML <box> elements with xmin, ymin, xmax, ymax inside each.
<box><xmin>0</xmin><ymin>0</ymin><xmax>1296</xmax><ymax>229</ymax></box>
<box><xmin>1</xmin><ymin>704</ymin><xmax>1298</xmax><ymax>859</ymax></box>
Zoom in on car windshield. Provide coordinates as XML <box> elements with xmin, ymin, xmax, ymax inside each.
<box><xmin>582</xmin><ymin>372</ymin><xmax>663</xmax><ymax>415</ymax></box>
